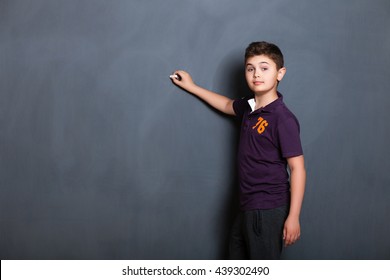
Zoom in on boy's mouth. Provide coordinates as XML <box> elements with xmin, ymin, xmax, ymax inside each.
<box><xmin>254</xmin><ymin>81</ymin><xmax>264</xmax><ymax>85</ymax></box>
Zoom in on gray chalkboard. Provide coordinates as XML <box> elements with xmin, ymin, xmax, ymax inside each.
<box><xmin>1</xmin><ymin>0</ymin><xmax>389</xmax><ymax>259</ymax></box>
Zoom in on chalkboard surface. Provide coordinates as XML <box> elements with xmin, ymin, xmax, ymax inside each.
<box><xmin>1</xmin><ymin>0</ymin><xmax>389</xmax><ymax>259</ymax></box>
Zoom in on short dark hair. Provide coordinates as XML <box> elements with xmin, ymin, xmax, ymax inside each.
<box><xmin>245</xmin><ymin>41</ymin><xmax>284</xmax><ymax>69</ymax></box>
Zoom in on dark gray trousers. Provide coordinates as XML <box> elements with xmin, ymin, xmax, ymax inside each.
<box><xmin>229</xmin><ymin>204</ymin><xmax>289</xmax><ymax>260</ymax></box>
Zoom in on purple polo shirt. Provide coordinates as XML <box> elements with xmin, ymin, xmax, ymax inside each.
<box><xmin>233</xmin><ymin>92</ymin><xmax>303</xmax><ymax>210</ymax></box>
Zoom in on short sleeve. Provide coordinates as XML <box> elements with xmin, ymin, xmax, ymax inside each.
<box><xmin>233</xmin><ymin>98</ymin><xmax>250</xmax><ymax>119</ymax></box>
<box><xmin>277</xmin><ymin>116</ymin><xmax>303</xmax><ymax>158</ymax></box>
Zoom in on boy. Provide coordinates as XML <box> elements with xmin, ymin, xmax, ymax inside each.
<box><xmin>170</xmin><ymin>41</ymin><xmax>306</xmax><ymax>259</ymax></box>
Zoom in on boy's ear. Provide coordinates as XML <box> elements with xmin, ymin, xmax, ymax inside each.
<box><xmin>277</xmin><ymin>67</ymin><xmax>286</xmax><ymax>82</ymax></box>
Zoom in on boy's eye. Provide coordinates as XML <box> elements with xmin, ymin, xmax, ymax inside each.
<box><xmin>247</xmin><ymin>68</ymin><xmax>254</xmax><ymax>72</ymax></box>
<box><xmin>261</xmin><ymin>68</ymin><xmax>268</xmax><ymax>71</ymax></box>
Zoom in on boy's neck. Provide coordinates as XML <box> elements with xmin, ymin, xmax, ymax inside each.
<box><xmin>253</xmin><ymin>90</ymin><xmax>279</xmax><ymax>110</ymax></box>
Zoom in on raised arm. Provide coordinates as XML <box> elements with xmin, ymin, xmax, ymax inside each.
<box><xmin>170</xmin><ymin>70</ymin><xmax>236</xmax><ymax>116</ymax></box>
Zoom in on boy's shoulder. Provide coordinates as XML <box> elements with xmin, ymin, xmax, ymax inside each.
<box><xmin>271</xmin><ymin>102</ymin><xmax>301</xmax><ymax>135</ymax></box>
<box><xmin>272</xmin><ymin>93</ymin><xmax>299</xmax><ymax>117</ymax></box>
<box><xmin>276</xmin><ymin>100</ymin><xmax>297</xmax><ymax>116</ymax></box>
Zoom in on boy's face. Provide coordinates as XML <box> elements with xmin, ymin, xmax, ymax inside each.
<box><xmin>245</xmin><ymin>55</ymin><xmax>286</xmax><ymax>95</ymax></box>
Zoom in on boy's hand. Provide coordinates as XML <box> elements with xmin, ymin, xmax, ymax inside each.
<box><xmin>283</xmin><ymin>215</ymin><xmax>301</xmax><ymax>247</ymax></box>
<box><xmin>170</xmin><ymin>70</ymin><xmax>196</xmax><ymax>91</ymax></box>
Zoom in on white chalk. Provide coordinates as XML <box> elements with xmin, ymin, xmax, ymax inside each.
<box><xmin>169</xmin><ymin>74</ymin><xmax>181</xmax><ymax>81</ymax></box>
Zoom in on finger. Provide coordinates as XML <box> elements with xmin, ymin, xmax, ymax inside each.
<box><xmin>170</xmin><ymin>70</ymin><xmax>181</xmax><ymax>78</ymax></box>
<box><xmin>169</xmin><ymin>72</ymin><xmax>181</xmax><ymax>82</ymax></box>
<box><xmin>293</xmin><ymin>230</ymin><xmax>301</xmax><ymax>242</ymax></box>
<box><xmin>172</xmin><ymin>73</ymin><xmax>182</xmax><ymax>81</ymax></box>
<box><xmin>286</xmin><ymin>232</ymin><xmax>298</xmax><ymax>246</ymax></box>
<box><xmin>284</xmin><ymin>234</ymin><xmax>291</xmax><ymax>247</ymax></box>
<box><xmin>286</xmin><ymin>233</ymin><xmax>300</xmax><ymax>247</ymax></box>
<box><xmin>283</xmin><ymin>227</ymin><xmax>291</xmax><ymax>246</ymax></box>
<box><xmin>175</xmin><ymin>70</ymin><xmax>186</xmax><ymax>77</ymax></box>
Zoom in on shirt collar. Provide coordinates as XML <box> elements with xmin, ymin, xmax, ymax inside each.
<box><xmin>247</xmin><ymin>92</ymin><xmax>284</xmax><ymax>113</ymax></box>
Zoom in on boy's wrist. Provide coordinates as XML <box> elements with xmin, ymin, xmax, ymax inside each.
<box><xmin>287</xmin><ymin>211</ymin><xmax>300</xmax><ymax>220</ymax></box>
<box><xmin>183</xmin><ymin>83</ymin><xmax>197</xmax><ymax>94</ymax></box>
